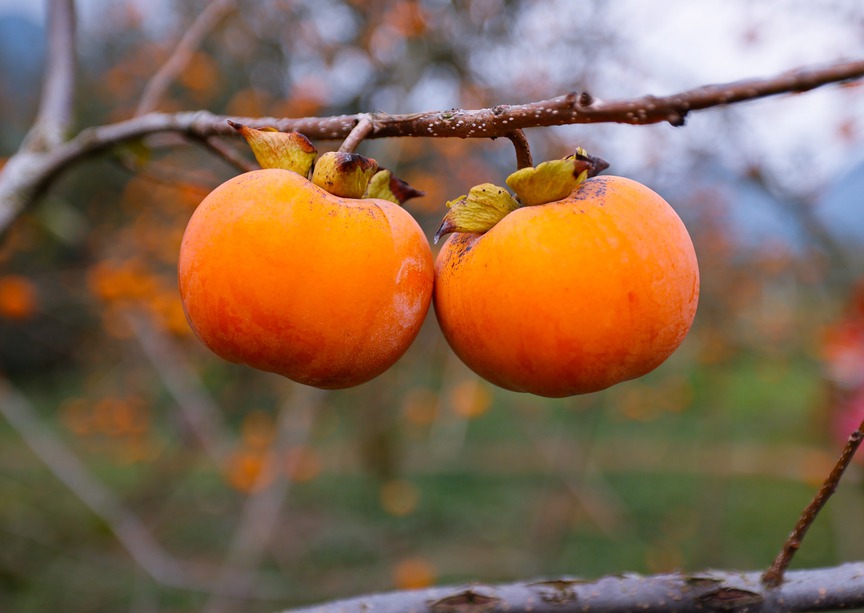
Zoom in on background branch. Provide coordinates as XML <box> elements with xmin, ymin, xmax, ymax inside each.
<box><xmin>0</xmin><ymin>377</ymin><xmax>294</xmax><ymax>600</ymax></box>
<box><xmin>126</xmin><ymin>310</ymin><xmax>234</xmax><ymax>467</ymax></box>
<box><xmin>135</xmin><ymin>0</ymin><xmax>236</xmax><ymax>117</ymax></box>
<box><xmin>24</xmin><ymin>0</ymin><xmax>77</xmax><ymax>151</ymax></box>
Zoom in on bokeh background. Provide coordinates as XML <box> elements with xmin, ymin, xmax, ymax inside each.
<box><xmin>1</xmin><ymin>1</ymin><xmax>864</xmax><ymax>612</ymax></box>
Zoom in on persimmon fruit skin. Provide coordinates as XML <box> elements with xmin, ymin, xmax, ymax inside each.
<box><xmin>178</xmin><ymin>169</ymin><xmax>434</xmax><ymax>389</ymax></box>
<box><xmin>433</xmin><ymin>175</ymin><xmax>699</xmax><ymax>398</ymax></box>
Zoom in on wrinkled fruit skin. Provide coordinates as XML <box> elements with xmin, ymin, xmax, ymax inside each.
<box><xmin>434</xmin><ymin>175</ymin><xmax>699</xmax><ymax>398</ymax></box>
<box><xmin>179</xmin><ymin>169</ymin><xmax>434</xmax><ymax>389</ymax></box>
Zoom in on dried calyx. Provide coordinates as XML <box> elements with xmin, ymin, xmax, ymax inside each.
<box><xmin>229</xmin><ymin>122</ymin><xmax>423</xmax><ymax>205</ymax></box>
<box><xmin>311</xmin><ymin>151</ymin><xmax>378</xmax><ymax>199</ymax></box>
<box><xmin>434</xmin><ymin>184</ymin><xmax>519</xmax><ymax>244</ymax></box>
<box><xmin>228</xmin><ymin>121</ymin><xmax>317</xmax><ymax>176</ymax></box>
<box><xmin>434</xmin><ymin>148</ymin><xmax>609</xmax><ymax>243</ymax></box>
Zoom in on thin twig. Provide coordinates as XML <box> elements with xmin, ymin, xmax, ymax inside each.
<box><xmin>25</xmin><ymin>0</ymin><xmax>77</xmax><ymax>150</ymax></box>
<box><xmin>338</xmin><ymin>115</ymin><xmax>375</xmax><ymax>153</ymax></box>
<box><xmin>0</xmin><ymin>378</ymin><xmax>177</xmax><ymax>583</ymax></box>
<box><xmin>197</xmin><ymin>135</ymin><xmax>258</xmax><ymax>172</ymax></box>
<box><xmin>135</xmin><ymin>0</ymin><xmax>237</xmax><ymax>116</ymax></box>
<box><xmin>762</xmin><ymin>419</ymin><xmax>864</xmax><ymax>587</ymax></box>
<box><xmin>505</xmin><ymin>129</ymin><xmax>533</xmax><ymax>169</ymax></box>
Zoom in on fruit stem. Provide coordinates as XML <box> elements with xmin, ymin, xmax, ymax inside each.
<box><xmin>339</xmin><ymin>114</ymin><xmax>375</xmax><ymax>154</ymax></box>
<box><xmin>506</xmin><ymin>130</ymin><xmax>533</xmax><ymax>170</ymax></box>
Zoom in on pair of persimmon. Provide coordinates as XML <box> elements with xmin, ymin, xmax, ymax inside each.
<box><xmin>178</xmin><ymin>129</ymin><xmax>699</xmax><ymax>398</ymax></box>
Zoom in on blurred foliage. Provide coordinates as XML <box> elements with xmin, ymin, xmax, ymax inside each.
<box><xmin>1</xmin><ymin>0</ymin><xmax>864</xmax><ymax>612</ymax></box>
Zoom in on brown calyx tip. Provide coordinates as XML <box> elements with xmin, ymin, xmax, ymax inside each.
<box><xmin>227</xmin><ymin>120</ymin><xmax>244</xmax><ymax>131</ymax></box>
<box><xmin>574</xmin><ymin>148</ymin><xmax>610</xmax><ymax>177</ymax></box>
<box><xmin>433</xmin><ymin>217</ymin><xmax>456</xmax><ymax>244</ymax></box>
<box><xmin>311</xmin><ymin>151</ymin><xmax>379</xmax><ymax>199</ymax></box>
<box><xmin>389</xmin><ymin>174</ymin><xmax>425</xmax><ymax>203</ymax></box>
<box><xmin>333</xmin><ymin>151</ymin><xmax>378</xmax><ymax>174</ymax></box>
<box><xmin>434</xmin><ymin>183</ymin><xmax>520</xmax><ymax>242</ymax></box>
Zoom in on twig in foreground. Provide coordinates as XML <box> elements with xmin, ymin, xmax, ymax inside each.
<box><xmin>762</xmin><ymin>419</ymin><xmax>864</xmax><ymax>587</ymax></box>
<box><xmin>281</xmin><ymin>563</ymin><xmax>864</xmax><ymax>613</ymax></box>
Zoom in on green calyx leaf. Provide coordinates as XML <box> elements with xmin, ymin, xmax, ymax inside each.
<box><xmin>229</xmin><ymin>121</ymin><xmax>317</xmax><ymax>176</ymax></box>
<box><xmin>364</xmin><ymin>169</ymin><xmax>425</xmax><ymax>205</ymax></box>
<box><xmin>434</xmin><ymin>183</ymin><xmax>520</xmax><ymax>244</ymax></box>
<box><xmin>311</xmin><ymin>151</ymin><xmax>379</xmax><ymax>199</ymax></box>
<box><xmin>505</xmin><ymin>148</ymin><xmax>610</xmax><ymax>206</ymax></box>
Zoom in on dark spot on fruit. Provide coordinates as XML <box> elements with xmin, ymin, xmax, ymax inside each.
<box><xmin>571</xmin><ymin>176</ymin><xmax>609</xmax><ymax>202</ymax></box>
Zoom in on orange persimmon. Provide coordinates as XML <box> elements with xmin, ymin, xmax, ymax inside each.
<box><xmin>434</xmin><ymin>174</ymin><xmax>699</xmax><ymax>397</ymax></box>
<box><xmin>178</xmin><ymin>168</ymin><xmax>434</xmax><ymax>389</ymax></box>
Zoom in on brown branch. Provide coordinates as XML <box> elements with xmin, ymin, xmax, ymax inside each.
<box><xmin>24</xmin><ymin>0</ymin><xmax>77</xmax><ymax>150</ymax></box>
<box><xmin>762</xmin><ymin>419</ymin><xmax>864</xmax><ymax>587</ymax></box>
<box><xmin>2</xmin><ymin>59</ymin><xmax>864</xmax><ymax>237</ymax></box>
<box><xmin>197</xmin><ymin>135</ymin><xmax>258</xmax><ymax>172</ymax></box>
<box><xmin>279</xmin><ymin>563</ymin><xmax>864</xmax><ymax>612</ymax></box>
<box><xmin>338</xmin><ymin>114</ymin><xmax>375</xmax><ymax>153</ymax></box>
<box><xmin>505</xmin><ymin>129</ymin><xmax>533</xmax><ymax>169</ymax></box>
<box><xmin>135</xmin><ymin>0</ymin><xmax>236</xmax><ymax>116</ymax></box>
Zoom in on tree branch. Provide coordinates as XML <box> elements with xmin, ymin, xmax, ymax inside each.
<box><xmin>280</xmin><ymin>564</ymin><xmax>864</xmax><ymax>613</ymax></box>
<box><xmin>197</xmin><ymin>135</ymin><xmax>258</xmax><ymax>172</ymax></box>
<box><xmin>505</xmin><ymin>130</ymin><xmax>533</xmax><ymax>169</ymax></box>
<box><xmin>338</xmin><ymin>114</ymin><xmax>375</xmax><ymax>153</ymax></box>
<box><xmin>135</xmin><ymin>0</ymin><xmax>236</xmax><ymax>116</ymax></box>
<box><xmin>763</xmin><ymin>419</ymin><xmax>864</xmax><ymax>587</ymax></box>
<box><xmin>2</xmin><ymin>59</ymin><xmax>863</xmax><ymax>237</ymax></box>
<box><xmin>25</xmin><ymin>0</ymin><xmax>77</xmax><ymax>150</ymax></box>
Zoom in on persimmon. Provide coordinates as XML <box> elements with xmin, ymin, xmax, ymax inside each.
<box><xmin>433</xmin><ymin>153</ymin><xmax>699</xmax><ymax>397</ymax></box>
<box><xmin>178</xmin><ymin>126</ymin><xmax>434</xmax><ymax>389</ymax></box>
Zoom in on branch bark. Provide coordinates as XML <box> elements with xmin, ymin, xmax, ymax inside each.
<box><xmin>2</xmin><ymin>59</ymin><xmax>863</xmax><ymax>237</ymax></box>
<box><xmin>280</xmin><ymin>564</ymin><xmax>864</xmax><ymax>613</ymax></box>
<box><xmin>24</xmin><ymin>0</ymin><xmax>77</xmax><ymax>151</ymax></box>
